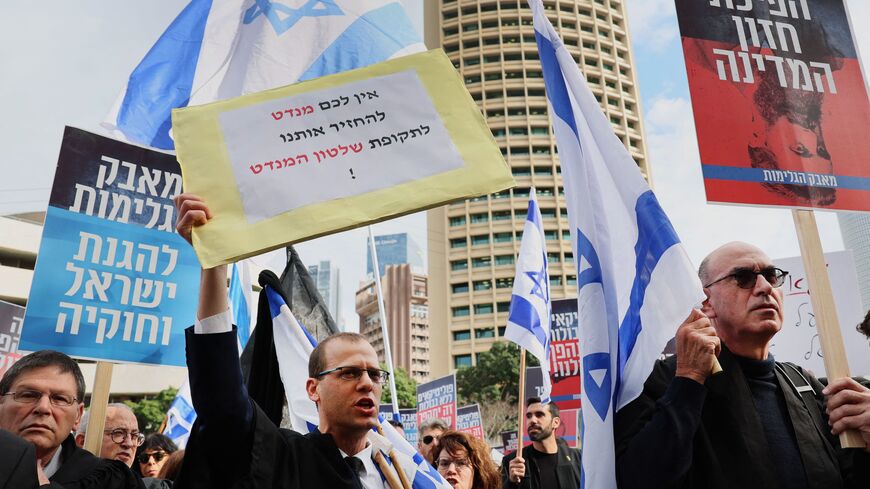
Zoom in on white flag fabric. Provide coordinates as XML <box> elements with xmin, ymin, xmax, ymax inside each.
<box><xmin>266</xmin><ymin>286</ymin><xmax>451</xmax><ymax>489</ymax></box>
<box><xmin>504</xmin><ymin>188</ymin><xmax>552</xmax><ymax>403</ymax></box>
<box><xmin>103</xmin><ymin>0</ymin><xmax>425</xmax><ymax>149</ymax></box>
<box><xmin>527</xmin><ymin>1</ymin><xmax>705</xmax><ymax>487</ymax></box>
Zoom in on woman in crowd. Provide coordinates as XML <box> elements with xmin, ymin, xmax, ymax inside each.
<box><xmin>135</xmin><ymin>434</ymin><xmax>178</xmax><ymax>479</ymax></box>
<box><xmin>432</xmin><ymin>431</ymin><xmax>500</xmax><ymax>489</ymax></box>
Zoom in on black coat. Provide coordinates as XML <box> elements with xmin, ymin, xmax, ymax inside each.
<box><xmin>500</xmin><ymin>439</ymin><xmax>581</xmax><ymax>489</ymax></box>
<box><xmin>174</xmin><ymin>327</ymin><xmax>364</xmax><ymax>489</ymax></box>
<box><xmin>46</xmin><ymin>435</ymin><xmax>144</xmax><ymax>489</ymax></box>
<box><xmin>614</xmin><ymin>347</ymin><xmax>870</xmax><ymax>489</ymax></box>
<box><xmin>0</xmin><ymin>428</ymin><xmax>38</xmax><ymax>489</ymax></box>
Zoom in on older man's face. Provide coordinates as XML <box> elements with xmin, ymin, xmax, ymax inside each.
<box><xmin>0</xmin><ymin>366</ymin><xmax>83</xmax><ymax>460</ymax></box>
<box><xmin>702</xmin><ymin>243</ymin><xmax>784</xmax><ymax>350</ymax></box>
<box><xmin>100</xmin><ymin>407</ymin><xmax>140</xmax><ymax>467</ymax></box>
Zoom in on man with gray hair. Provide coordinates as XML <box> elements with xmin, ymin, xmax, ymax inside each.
<box><xmin>75</xmin><ymin>403</ymin><xmax>142</xmax><ymax>468</ymax></box>
<box><xmin>0</xmin><ymin>349</ymin><xmax>142</xmax><ymax>487</ymax></box>
<box><xmin>418</xmin><ymin>418</ymin><xmax>448</xmax><ymax>464</ymax></box>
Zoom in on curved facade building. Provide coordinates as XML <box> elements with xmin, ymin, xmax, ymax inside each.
<box><xmin>425</xmin><ymin>0</ymin><xmax>650</xmax><ymax>377</ymax></box>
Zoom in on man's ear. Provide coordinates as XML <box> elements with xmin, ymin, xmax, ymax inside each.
<box><xmin>73</xmin><ymin>403</ymin><xmax>84</xmax><ymax>432</ymax></box>
<box><xmin>74</xmin><ymin>433</ymin><xmax>85</xmax><ymax>447</ymax></box>
<box><xmin>552</xmin><ymin>416</ymin><xmax>561</xmax><ymax>430</ymax></box>
<box><xmin>306</xmin><ymin>378</ymin><xmax>320</xmax><ymax>404</ymax></box>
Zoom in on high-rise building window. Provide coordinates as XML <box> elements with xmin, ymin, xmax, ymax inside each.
<box><xmin>452</xmin><ymin>306</ymin><xmax>470</xmax><ymax>317</ymax></box>
<box><xmin>454</xmin><ymin>354</ymin><xmax>473</xmax><ymax>368</ymax></box>
<box><xmin>453</xmin><ymin>330</ymin><xmax>471</xmax><ymax>341</ymax></box>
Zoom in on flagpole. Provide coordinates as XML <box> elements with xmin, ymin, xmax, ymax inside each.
<box><xmin>367</xmin><ymin>226</ymin><xmax>400</xmax><ymax>414</ymax></box>
<box><xmin>517</xmin><ymin>348</ymin><xmax>527</xmax><ymax>456</ymax></box>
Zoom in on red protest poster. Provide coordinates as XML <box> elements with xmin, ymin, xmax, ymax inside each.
<box><xmin>675</xmin><ymin>0</ymin><xmax>870</xmax><ymax>211</ymax></box>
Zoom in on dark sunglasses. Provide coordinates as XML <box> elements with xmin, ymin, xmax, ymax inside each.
<box><xmin>138</xmin><ymin>451</ymin><xmax>167</xmax><ymax>464</ymax></box>
<box><xmin>704</xmin><ymin>267</ymin><xmax>788</xmax><ymax>289</ymax></box>
<box><xmin>422</xmin><ymin>434</ymin><xmax>439</xmax><ymax>445</ymax></box>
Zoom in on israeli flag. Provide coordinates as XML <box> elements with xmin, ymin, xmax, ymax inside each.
<box><xmin>103</xmin><ymin>0</ymin><xmax>425</xmax><ymax>149</ymax></box>
<box><xmin>504</xmin><ymin>188</ymin><xmax>552</xmax><ymax>404</ymax></box>
<box><xmin>267</xmin><ymin>286</ymin><xmax>451</xmax><ymax>489</ymax></box>
<box><xmin>163</xmin><ymin>382</ymin><xmax>196</xmax><ymax>448</ymax></box>
<box><xmin>229</xmin><ymin>260</ymin><xmax>254</xmax><ymax>348</ymax></box>
<box><xmin>527</xmin><ymin>1</ymin><xmax>705</xmax><ymax>487</ymax></box>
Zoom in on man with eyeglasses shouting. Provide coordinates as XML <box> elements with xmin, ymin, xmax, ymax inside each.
<box><xmin>615</xmin><ymin>242</ymin><xmax>870</xmax><ymax>489</ymax></box>
<box><xmin>74</xmin><ymin>403</ymin><xmax>142</xmax><ymax>468</ymax></box>
<box><xmin>0</xmin><ymin>350</ymin><xmax>143</xmax><ymax>488</ymax></box>
<box><xmin>170</xmin><ymin>193</ymin><xmax>408</xmax><ymax>489</ymax></box>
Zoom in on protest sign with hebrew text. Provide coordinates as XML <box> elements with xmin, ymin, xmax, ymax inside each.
<box><xmin>172</xmin><ymin>49</ymin><xmax>514</xmax><ymax>267</ymax></box>
<box><xmin>20</xmin><ymin>128</ymin><xmax>199</xmax><ymax>366</ymax></box>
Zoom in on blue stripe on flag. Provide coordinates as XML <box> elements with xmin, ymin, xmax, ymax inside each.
<box><xmin>229</xmin><ymin>264</ymin><xmax>251</xmax><ymax>346</ymax></box>
<box><xmin>116</xmin><ymin>0</ymin><xmax>212</xmax><ymax>149</ymax></box>
<box><xmin>533</xmin><ymin>31</ymin><xmax>578</xmax><ymax>140</ymax></box>
<box><xmin>299</xmin><ymin>2</ymin><xmax>421</xmax><ymax>81</ymax></box>
<box><xmin>265</xmin><ymin>286</ymin><xmax>318</xmax><ymax>348</ymax></box>
<box><xmin>507</xmin><ymin>295</ymin><xmax>547</xmax><ymax>346</ymax></box>
<box><xmin>616</xmin><ymin>191</ymin><xmax>681</xmax><ymax>402</ymax></box>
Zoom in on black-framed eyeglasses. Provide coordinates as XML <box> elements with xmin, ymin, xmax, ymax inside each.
<box><xmin>1</xmin><ymin>389</ymin><xmax>77</xmax><ymax>407</ymax></box>
<box><xmin>437</xmin><ymin>458</ymin><xmax>471</xmax><ymax>470</ymax></box>
<box><xmin>137</xmin><ymin>450</ymin><xmax>167</xmax><ymax>464</ymax></box>
<box><xmin>104</xmin><ymin>428</ymin><xmax>145</xmax><ymax>446</ymax></box>
<box><xmin>314</xmin><ymin>366</ymin><xmax>390</xmax><ymax>385</ymax></box>
<box><xmin>704</xmin><ymin>267</ymin><xmax>788</xmax><ymax>289</ymax></box>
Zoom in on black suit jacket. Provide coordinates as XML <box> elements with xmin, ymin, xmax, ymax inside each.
<box><xmin>0</xmin><ymin>428</ymin><xmax>38</xmax><ymax>489</ymax></box>
<box><xmin>46</xmin><ymin>435</ymin><xmax>143</xmax><ymax>489</ymax></box>
<box><xmin>175</xmin><ymin>327</ymin><xmax>363</xmax><ymax>489</ymax></box>
<box><xmin>500</xmin><ymin>439</ymin><xmax>582</xmax><ymax>489</ymax></box>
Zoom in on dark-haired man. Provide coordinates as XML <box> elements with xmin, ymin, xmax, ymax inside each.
<box><xmin>173</xmin><ymin>193</ymin><xmax>399</xmax><ymax>489</ymax></box>
<box><xmin>615</xmin><ymin>242</ymin><xmax>870</xmax><ymax>489</ymax></box>
<box><xmin>0</xmin><ymin>350</ymin><xmax>142</xmax><ymax>488</ymax></box>
<box><xmin>501</xmin><ymin>398</ymin><xmax>581</xmax><ymax>489</ymax></box>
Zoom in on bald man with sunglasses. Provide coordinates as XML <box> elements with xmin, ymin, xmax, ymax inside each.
<box><xmin>615</xmin><ymin>242</ymin><xmax>870</xmax><ymax>489</ymax></box>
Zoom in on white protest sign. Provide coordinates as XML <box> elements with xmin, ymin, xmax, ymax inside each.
<box><xmin>771</xmin><ymin>250</ymin><xmax>870</xmax><ymax>377</ymax></box>
<box><xmin>219</xmin><ymin>69</ymin><xmax>464</xmax><ymax>223</ymax></box>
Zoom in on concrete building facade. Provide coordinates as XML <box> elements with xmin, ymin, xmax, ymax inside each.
<box><xmin>425</xmin><ymin>0</ymin><xmax>649</xmax><ymax>376</ymax></box>
<box><xmin>356</xmin><ymin>264</ymin><xmax>431</xmax><ymax>382</ymax></box>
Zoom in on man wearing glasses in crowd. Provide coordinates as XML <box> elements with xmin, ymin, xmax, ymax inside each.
<box><xmin>0</xmin><ymin>350</ymin><xmax>143</xmax><ymax>488</ymax></box>
<box><xmin>75</xmin><ymin>403</ymin><xmax>142</xmax><ymax>468</ymax></box>
<box><xmin>615</xmin><ymin>242</ymin><xmax>870</xmax><ymax>489</ymax></box>
<box><xmin>171</xmin><ymin>193</ymin><xmax>402</xmax><ymax>489</ymax></box>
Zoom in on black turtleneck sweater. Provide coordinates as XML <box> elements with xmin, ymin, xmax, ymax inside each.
<box><xmin>734</xmin><ymin>354</ymin><xmax>808</xmax><ymax>489</ymax></box>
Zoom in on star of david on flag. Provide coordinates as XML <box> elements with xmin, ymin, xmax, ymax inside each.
<box><xmin>526</xmin><ymin>1</ymin><xmax>705</xmax><ymax>487</ymax></box>
<box><xmin>504</xmin><ymin>187</ymin><xmax>553</xmax><ymax>404</ymax></box>
<box><xmin>103</xmin><ymin>0</ymin><xmax>424</xmax><ymax>150</ymax></box>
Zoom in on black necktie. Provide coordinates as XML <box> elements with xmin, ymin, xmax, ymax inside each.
<box><xmin>344</xmin><ymin>456</ymin><xmax>365</xmax><ymax>489</ymax></box>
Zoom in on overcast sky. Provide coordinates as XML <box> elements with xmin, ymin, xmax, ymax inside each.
<box><xmin>0</xmin><ymin>0</ymin><xmax>867</xmax><ymax>329</ymax></box>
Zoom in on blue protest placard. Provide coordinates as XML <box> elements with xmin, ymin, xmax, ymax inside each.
<box><xmin>20</xmin><ymin>127</ymin><xmax>199</xmax><ymax>366</ymax></box>
<box><xmin>456</xmin><ymin>404</ymin><xmax>484</xmax><ymax>440</ymax></box>
<box><xmin>416</xmin><ymin>373</ymin><xmax>457</xmax><ymax>430</ymax></box>
<box><xmin>379</xmin><ymin>405</ymin><xmax>419</xmax><ymax>445</ymax></box>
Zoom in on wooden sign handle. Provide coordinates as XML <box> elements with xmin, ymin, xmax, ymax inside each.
<box><xmin>83</xmin><ymin>362</ymin><xmax>114</xmax><ymax>456</ymax></box>
<box><xmin>792</xmin><ymin>210</ymin><xmax>865</xmax><ymax>449</ymax></box>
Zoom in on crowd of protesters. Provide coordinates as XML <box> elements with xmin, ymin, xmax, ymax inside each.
<box><xmin>2</xmin><ymin>209</ymin><xmax>870</xmax><ymax>489</ymax></box>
